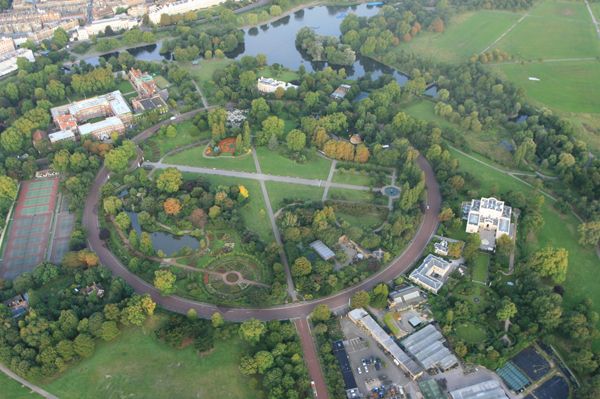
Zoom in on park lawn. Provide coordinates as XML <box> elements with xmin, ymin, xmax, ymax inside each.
<box><xmin>472</xmin><ymin>252</ymin><xmax>490</xmax><ymax>283</ymax></box>
<box><xmin>255</xmin><ymin>147</ymin><xmax>332</xmax><ymax>180</ymax></box>
<box><xmin>185</xmin><ymin>58</ymin><xmax>234</xmax><ymax>83</ymax></box>
<box><xmin>455</xmin><ymin>321</ymin><xmax>488</xmax><ymax>344</ymax></box>
<box><xmin>117</xmin><ymin>79</ymin><xmax>134</xmax><ymax>94</ymax></box>
<box><xmin>142</xmin><ymin>120</ymin><xmax>209</xmax><ymax>162</ymax></box>
<box><xmin>327</xmin><ymin>188</ymin><xmax>374</xmax><ymax>203</ymax></box>
<box><xmin>154</xmin><ymin>75</ymin><xmax>170</xmax><ymax>89</ymax></box>
<box><xmin>403</xmin><ymin>100</ymin><xmax>514</xmax><ymax>165</ymax></box>
<box><xmin>491</xmin><ymin>1</ymin><xmax>600</xmax><ymax>59</ymax></box>
<box><xmin>332</xmin><ymin>169</ymin><xmax>377</xmax><ymax>186</ymax></box>
<box><xmin>0</xmin><ymin>373</ymin><xmax>42</xmax><ymax>398</ymax></box>
<box><xmin>44</xmin><ymin>316</ymin><xmax>261</xmax><ymax>399</ymax></box>
<box><xmin>449</xmin><ymin>147</ymin><xmax>600</xmax><ymax>314</ymax></box>
<box><xmin>337</xmin><ymin>209</ymin><xmax>387</xmax><ymax>230</ymax></box>
<box><xmin>165</xmin><ymin>148</ymin><xmax>257</xmax><ymax>172</ymax></box>
<box><xmin>266</xmin><ymin>182</ymin><xmax>324</xmax><ymax>210</ymax></box>
<box><xmin>256</xmin><ymin>66</ymin><xmax>299</xmax><ymax>82</ymax></box>
<box><xmin>402</xmin><ymin>10</ymin><xmax>522</xmax><ymax>63</ymax></box>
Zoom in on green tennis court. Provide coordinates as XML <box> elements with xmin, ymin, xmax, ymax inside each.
<box><xmin>28</xmin><ymin>180</ymin><xmax>54</xmax><ymax>189</ymax></box>
<box><xmin>19</xmin><ymin>205</ymin><xmax>50</xmax><ymax>215</ymax></box>
<box><xmin>23</xmin><ymin>196</ymin><xmax>51</xmax><ymax>206</ymax></box>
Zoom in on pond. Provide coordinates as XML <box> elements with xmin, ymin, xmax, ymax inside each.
<box><xmin>83</xmin><ymin>4</ymin><xmax>409</xmax><ymax>83</ymax></box>
<box><xmin>127</xmin><ymin>211</ymin><xmax>199</xmax><ymax>257</ymax></box>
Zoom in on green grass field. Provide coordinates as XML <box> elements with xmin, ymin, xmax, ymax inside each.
<box><xmin>455</xmin><ymin>321</ymin><xmax>488</xmax><ymax>344</ymax></box>
<box><xmin>0</xmin><ymin>373</ymin><xmax>42</xmax><ymax>399</ymax></box>
<box><xmin>117</xmin><ymin>79</ymin><xmax>134</xmax><ymax>94</ymax></box>
<box><xmin>185</xmin><ymin>59</ymin><xmax>234</xmax><ymax>83</ymax></box>
<box><xmin>255</xmin><ymin>147</ymin><xmax>332</xmax><ymax>180</ymax></box>
<box><xmin>165</xmin><ymin>148</ymin><xmax>257</xmax><ymax>172</ymax></box>
<box><xmin>402</xmin><ymin>10</ymin><xmax>522</xmax><ymax>63</ymax></box>
<box><xmin>491</xmin><ymin>1</ymin><xmax>600</xmax><ymax>60</ymax></box>
<box><xmin>332</xmin><ymin>169</ymin><xmax>377</xmax><ymax>186</ymax></box>
<box><xmin>337</xmin><ymin>209</ymin><xmax>387</xmax><ymax>230</ymax></box>
<box><xmin>327</xmin><ymin>188</ymin><xmax>374</xmax><ymax>202</ymax></box>
<box><xmin>266</xmin><ymin>182</ymin><xmax>324</xmax><ymax>210</ymax></box>
<box><xmin>191</xmin><ymin>174</ymin><xmax>272</xmax><ymax>242</ymax></box>
<box><xmin>472</xmin><ymin>252</ymin><xmax>490</xmax><ymax>283</ymax></box>
<box><xmin>142</xmin><ymin>120</ymin><xmax>209</xmax><ymax>162</ymax></box>
<box><xmin>256</xmin><ymin>66</ymin><xmax>299</xmax><ymax>82</ymax></box>
<box><xmin>449</xmin><ymin>147</ymin><xmax>600</xmax><ymax>313</ymax></box>
<box><xmin>383</xmin><ymin>312</ymin><xmax>401</xmax><ymax>336</ymax></box>
<box><xmin>44</xmin><ymin>317</ymin><xmax>261</xmax><ymax>399</ymax></box>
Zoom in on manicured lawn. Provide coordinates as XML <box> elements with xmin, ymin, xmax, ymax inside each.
<box><xmin>165</xmin><ymin>148</ymin><xmax>257</xmax><ymax>172</ymax></box>
<box><xmin>255</xmin><ymin>147</ymin><xmax>332</xmax><ymax>180</ymax></box>
<box><xmin>491</xmin><ymin>60</ymin><xmax>600</xmax><ymax>114</ymax></box>
<box><xmin>154</xmin><ymin>75</ymin><xmax>170</xmax><ymax>89</ymax></box>
<box><xmin>117</xmin><ymin>79</ymin><xmax>134</xmax><ymax>93</ymax></box>
<box><xmin>402</xmin><ymin>10</ymin><xmax>522</xmax><ymax>63</ymax></box>
<box><xmin>337</xmin><ymin>209</ymin><xmax>387</xmax><ymax>230</ymax></box>
<box><xmin>328</xmin><ymin>188</ymin><xmax>374</xmax><ymax>202</ymax></box>
<box><xmin>142</xmin><ymin>120</ymin><xmax>209</xmax><ymax>162</ymax></box>
<box><xmin>185</xmin><ymin>59</ymin><xmax>234</xmax><ymax>83</ymax></box>
<box><xmin>472</xmin><ymin>252</ymin><xmax>490</xmax><ymax>283</ymax></box>
<box><xmin>491</xmin><ymin>1</ymin><xmax>600</xmax><ymax>59</ymax></box>
<box><xmin>256</xmin><ymin>66</ymin><xmax>299</xmax><ymax>82</ymax></box>
<box><xmin>44</xmin><ymin>317</ymin><xmax>261</xmax><ymax>399</ymax></box>
<box><xmin>266</xmin><ymin>182</ymin><xmax>324</xmax><ymax>210</ymax></box>
<box><xmin>0</xmin><ymin>373</ymin><xmax>42</xmax><ymax>398</ymax></box>
<box><xmin>449</xmin><ymin>147</ymin><xmax>600</xmax><ymax>314</ymax></box>
<box><xmin>190</xmin><ymin>174</ymin><xmax>272</xmax><ymax>242</ymax></box>
<box><xmin>332</xmin><ymin>169</ymin><xmax>377</xmax><ymax>186</ymax></box>
<box><xmin>455</xmin><ymin>321</ymin><xmax>488</xmax><ymax>344</ymax></box>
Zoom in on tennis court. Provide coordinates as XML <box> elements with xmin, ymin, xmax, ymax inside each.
<box><xmin>49</xmin><ymin>196</ymin><xmax>75</xmax><ymax>264</ymax></box>
<box><xmin>0</xmin><ymin>178</ymin><xmax>59</xmax><ymax>279</ymax></box>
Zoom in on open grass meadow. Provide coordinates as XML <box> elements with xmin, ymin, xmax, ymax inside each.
<box><xmin>332</xmin><ymin>169</ymin><xmax>378</xmax><ymax>186</ymax></box>
<box><xmin>490</xmin><ymin>1</ymin><xmax>600</xmax><ymax>60</ymax></box>
<box><xmin>449</xmin><ymin>147</ymin><xmax>600</xmax><ymax>314</ymax></box>
<box><xmin>191</xmin><ymin>174</ymin><xmax>273</xmax><ymax>242</ymax></box>
<box><xmin>472</xmin><ymin>252</ymin><xmax>490</xmax><ymax>283</ymax></box>
<box><xmin>402</xmin><ymin>10</ymin><xmax>523</xmax><ymax>63</ymax></box>
<box><xmin>142</xmin><ymin>120</ymin><xmax>209</xmax><ymax>162</ymax></box>
<box><xmin>327</xmin><ymin>187</ymin><xmax>374</xmax><ymax>203</ymax></box>
<box><xmin>44</xmin><ymin>316</ymin><xmax>261</xmax><ymax>399</ymax></box>
<box><xmin>164</xmin><ymin>147</ymin><xmax>257</xmax><ymax>172</ymax></box>
<box><xmin>0</xmin><ymin>373</ymin><xmax>42</xmax><ymax>399</ymax></box>
<box><xmin>255</xmin><ymin>147</ymin><xmax>332</xmax><ymax>180</ymax></box>
<box><xmin>185</xmin><ymin>58</ymin><xmax>234</xmax><ymax>83</ymax></box>
<box><xmin>336</xmin><ymin>208</ymin><xmax>387</xmax><ymax>230</ymax></box>
<box><xmin>266</xmin><ymin>181</ymin><xmax>324</xmax><ymax>210</ymax></box>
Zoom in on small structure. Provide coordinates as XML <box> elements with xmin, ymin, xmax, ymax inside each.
<box><xmin>331</xmin><ymin>84</ymin><xmax>351</xmax><ymax>100</ymax></box>
<box><xmin>418</xmin><ymin>379</ymin><xmax>446</xmax><ymax>399</ymax></box>
<box><xmin>409</xmin><ymin>254</ymin><xmax>453</xmax><ymax>294</ymax></box>
<box><xmin>310</xmin><ymin>240</ymin><xmax>335</xmax><ymax>261</ymax></box>
<box><xmin>401</xmin><ymin>323</ymin><xmax>458</xmax><ymax>372</ymax></box>
<box><xmin>256</xmin><ymin>76</ymin><xmax>298</xmax><ymax>94</ymax></box>
<box><xmin>35</xmin><ymin>169</ymin><xmax>59</xmax><ymax>179</ymax></box>
<box><xmin>496</xmin><ymin>362</ymin><xmax>531</xmax><ymax>392</ymax></box>
<box><xmin>81</xmin><ymin>282</ymin><xmax>105</xmax><ymax>298</ymax></box>
<box><xmin>464</xmin><ymin>197</ymin><xmax>512</xmax><ymax>251</ymax></box>
<box><xmin>408</xmin><ymin>316</ymin><xmax>422</xmax><ymax>328</ymax></box>
<box><xmin>348</xmin><ymin>308</ymin><xmax>423</xmax><ymax>379</ymax></box>
<box><xmin>449</xmin><ymin>379</ymin><xmax>508</xmax><ymax>399</ymax></box>
<box><xmin>433</xmin><ymin>239</ymin><xmax>449</xmax><ymax>256</ymax></box>
<box><xmin>388</xmin><ymin>285</ymin><xmax>425</xmax><ymax>310</ymax></box>
<box><xmin>4</xmin><ymin>293</ymin><xmax>29</xmax><ymax>318</ymax></box>
<box><xmin>349</xmin><ymin>134</ymin><xmax>362</xmax><ymax>145</ymax></box>
<box><xmin>332</xmin><ymin>341</ymin><xmax>360</xmax><ymax>399</ymax></box>
<box><xmin>32</xmin><ymin>129</ymin><xmax>48</xmax><ymax>152</ymax></box>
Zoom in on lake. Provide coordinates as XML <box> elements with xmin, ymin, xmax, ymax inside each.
<box><xmin>127</xmin><ymin>211</ymin><xmax>199</xmax><ymax>257</ymax></box>
<box><xmin>83</xmin><ymin>4</ymin><xmax>409</xmax><ymax>83</ymax></box>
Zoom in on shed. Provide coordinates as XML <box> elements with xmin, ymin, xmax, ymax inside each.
<box><xmin>310</xmin><ymin>240</ymin><xmax>335</xmax><ymax>261</ymax></box>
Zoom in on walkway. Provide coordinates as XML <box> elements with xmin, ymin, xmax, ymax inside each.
<box><xmin>191</xmin><ymin>78</ymin><xmax>209</xmax><ymax>109</ymax></box>
<box><xmin>480</xmin><ymin>12</ymin><xmax>528</xmax><ymax>54</ymax></box>
<box><xmin>586</xmin><ymin>0</ymin><xmax>600</xmax><ymax>39</ymax></box>
<box><xmin>251</xmin><ymin>148</ymin><xmax>298</xmax><ymax>301</ymax></box>
<box><xmin>0</xmin><ymin>363</ymin><xmax>58</xmax><ymax>399</ymax></box>
<box><xmin>145</xmin><ymin>161</ymin><xmax>374</xmax><ymax>191</ymax></box>
<box><xmin>321</xmin><ymin>160</ymin><xmax>337</xmax><ymax>201</ymax></box>
<box><xmin>295</xmin><ymin>318</ymin><xmax>329</xmax><ymax>399</ymax></box>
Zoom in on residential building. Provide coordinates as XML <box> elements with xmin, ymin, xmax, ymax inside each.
<box><xmin>449</xmin><ymin>380</ymin><xmax>508</xmax><ymax>399</ymax></box>
<box><xmin>76</xmin><ymin>15</ymin><xmax>140</xmax><ymax>40</ymax></box>
<box><xmin>388</xmin><ymin>285</ymin><xmax>425</xmax><ymax>310</ymax></box>
<box><xmin>0</xmin><ymin>36</ymin><xmax>15</xmax><ymax>56</ymax></box>
<box><xmin>256</xmin><ymin>76</ymin><xmax>298</xmax><ymax>93</ymax></box>
<box><xmin>148</xmin><ymin>0</ymin><xmax>235</xmax><ymax>24</ymax></box>
<box><xmin>128</xmin><ymin>68</ymin><xmax>169</xmax><ymax>113</ymax></box>
<box><xmin>433</xmin><ymin>239</ymin><xmax>448</xmax><ymax>256</ymax></box>
<box><xmin>401</xmin><ymin>324</ymin><xmax>458</xmax><ymax>371</ymax></box>
<box><xmin>0</xmin><ymin>10</ymin><xmax>61</xmax><ymax>35</ymax></box>
<box><xmin>4</xmin><ymin>293</ymin><xmax>29</xmax><ymax>318</ymax></box>
<box><xmin>348</xmin><ymin>308</ymin><xmax>423</xmax><ymax>379</ymax></box>
<box><xmin>81</xmin><ymin>282</ymin><xmax>105</xmax><ymax>298</ymax></box>
<box><xmin>0</xmin><ymin>48</ymin><xmax>35</xmax><ymax>78</ymax></box>
<box><xmin>310</xmin><ymin>240</ymin><xmax>335</xmax><ymax>261</ymax></box>
<box><xmin>129</xmin><ymin>68</ymin><xmax>159</xmax><ymax>97</ymax></box>
<box><xmin>409</xmin><ymin>254</ymin><xmax>453</xmax><ymax>294</ymax></box>
<box><xmin>331</xmin><ymin>83</ymin><xmax>351</xmax><ymax>100</ymax></box>
<box><xmin>464</xmin><ymin>197</ymin><xmax>512</xmax><ymax>250</ymax></box>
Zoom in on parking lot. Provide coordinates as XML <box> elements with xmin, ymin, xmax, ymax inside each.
<box><xmin>341</xmin><ymin>316</ymin><xmax>416</xmax><ymax>398</ymax></box>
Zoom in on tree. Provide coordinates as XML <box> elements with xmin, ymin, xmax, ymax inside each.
<box><xmin>165</xmin><ymin>125</ymin><xmax>177</xmax><ymax>138</ymax></box>
<box><xmin>51</xmin><ymin>28</ymin><xmax>69</xmax><ymax>49</ymax></box>
<box><xmin>255</xmin><ymin>350</ymin><xmax>274</xmax><ymax>373</ymax></box>
<box><xmin>371</xmin><ymin>283</ymin><xmax>389</xmax><ymax>308</ymax></box>
<box><xmin>239</xmin><ymin>319</ymin><xmax>266</xmax><ymax>344</ymax></box>
<box><xmin>100</xmin><ymin>321</ymin><xmax>120</xmax><ymax>341</ymax></box>
<box><xmin>190</xmin><ymin>208</ymin><xmax>207</xmax><ymax>229</ymax></box>
<box><xmin>208</xmin><ymin>205</ymin><xmax>221</xmax><ymax>219</ymax></box>
<box><xmin>350</xmin><ymin>290</ymin><xmax>370</xmax><ymax>309</ymax></box>
<box><xmin>528</xmin><ymin>247</ymin><xmax>568</xmax><ymax>283</ymax></box>
<box><xmin>105</xmin><ymin>147</ymin><xmax>131</xmax><ymax>173</ymax></box>
<box><xmin>0</xmin><ymin>175</ymin><xmax>18</xmax><ymax>200</ymax></box>
<box><xmin>438</xmin><ymin>207</ymin><xmax>454</xmax><ymax>222</ymax></box>
<box><xmin>286</xmin><ymin>129</ymin><xmax>306</xmax><ymax>152</ymax></box>
<box><xmin>463</xmin><ymin>233</ymin><xmax>481</xmax><ymax>262</ymax></box>
<box><xmin>497</xmin><ymin>298</ymin><xmax>517</xmax><ymax>332</ymax></box>
<box><xmin>211</xmin><ymin>312</ymin><xmax>224</xmax><ymax>328</ymax></box>
<box><xmin>140</xmin><ymin>232</ymin><xmax>154</xmax><ymax>255</ymax></box>
<box><xmin>156</xmin><ymin>168</ymin><xmax>182</xmax><ymax>193</ymax></box>
<box><xmin>208</xmin><ymin>108</ymin><xmax>227</xmax><ymax>140</ymax></box>
<box><xmin>73</xmin><ymin>334</ymin><xmax>95</xmax><ymax>358</ymax></box>
<box><xmin>292</xmin><ymin>257</ymin><xmax>312</xmax><ymax>277</ymax></box>
<box><xmin>262</xmin><ymin>116</ymin><xmax>285</xmax><ymax>140</ymax></box>
<box><xmin>187</xmin><ymin>308</ymin><xmax>197</xmax><ymax>319</ymax></box>
<box><xmin>114</xmin><ymin>211</ymin><xmax>131</xmax><ymax>231</ymax></box>
<box><xmin>311</xmin><ymin>304</ymin><xmax>331</xmax><ymax>322</ymax></box>
<box><xmin>103</xmin><ymin>196</ymin><xmax>123</xmax><ymax>216</ymax></box>
<box><xmin>163</xmin><ymin>198</ymin><xmax>181</xmax><ymax>215</ymax></box>
<box><xmin>578</xmin><ymin>221</ymin><xmax>600</xmax><ymax>247</ymax></box>
<box><xmin>354</xmin><ymin>144</ymin><xmax>370</xmax><ymax>163</ymax></box>
<box><xmin>154</xmin><ymin>269</ymin><xmax>176</xmax><ymax>295</ymax></box>
<box><xmin>239</xmin><ymin>355</ymin><xmax>258</xmax><ymax>375</ymax></box>
<box><xmin>496</xmin><ymin>234</ymin><xmax>513</xmax><ymax>259</ymax></box>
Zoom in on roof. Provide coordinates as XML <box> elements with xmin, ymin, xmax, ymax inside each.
<box><xmin>409</xmin><ymin>254</ymin><xmax>453</xmax><ymax>294</ymax></box>
<box><xmin>418</xmin><ymin>380</ymin><xmax>446</xmax><ymax>399</ymax></box>
<box><xmin>310</xmin><ymin>240</ymin><xmax>335</xmax><ymax>260</ymax></box>
<box><xmin>450</xmin><ymin>380</ymin><xmax>508</xmax><ymax>399</ymax></box>
<box><xmin>497</xmin><ymin>362</ymin><xmax>530</xmax><ymax>391</ymax></box>
<box><xmin>48</xmin><ymin>130</ymin><xmax>75</xmax><ymax>143</ymax></box>
<box><xmin>401</xmin><ymin>324</ymin><xmax>458</xmax><ymax>371</ymax></box>
<box><xmin>389</xmin><ymin>285</ymin><xmax>424</xmax><ymax>308</ymax></box>
<box><xmin>78</xmin><ymin>116</ymin><xmax>124</xmax><ymax>136</ymax></box>
<box><xmin>332</xmin><ymin>340</ymin><xmax>358</xmax><ymax>390</ymax></box>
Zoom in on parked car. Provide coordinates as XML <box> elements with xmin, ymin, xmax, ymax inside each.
<box><xmin>357</xmin><ymin>367</ymin><xmax>362</xmax><ymax>375</ymax></box>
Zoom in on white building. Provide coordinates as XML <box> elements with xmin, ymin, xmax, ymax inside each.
<box><xmin>76</xmin><ymin>15</ymin><xmax>140</xmax><ymax>40</ymax></box>
<box><xmin>48</xmin><ymin>130</ymin><xmax>76</xmax><ymax>144</ymax></box>
<box><xmin>256</xmin><ymin>76</ymin><xmax>298</xmax><ymax>94</ymax></box>
<box><xmin>148</xmin><ymin>0</ymin><xmax>234</xmax><ymax>24</ymax></box>
<box><xmin>409</xmin><ymin>254</ymin><xmax>453</xmax><ymax>294</ymax></box>
<box><xmin>450</xmin><ymin>379</ymin><xmax>508</xmax><ymax>399</ymax></box>
<box><xmin>0</xmin><ymin>48</ymin><xmax>35</xmax><ymax>78</ymax></box>
<box><xmin>465</xmin><ymin>197</ymin><xmax>512</xmax><ymax>250</ymax></box>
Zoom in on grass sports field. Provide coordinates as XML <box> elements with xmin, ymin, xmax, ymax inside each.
<box><xmin>402</xmin><ymin>10</ymin><xmax>522</xmax><ymax>63</ymax></box>
<box><xmin>44</xmin><ymin>317</ymin><xmax>260</xmax><ymax>399</ymax></box>
<box><xmin>449</xmin><ymin>147</ymin><xmax>600</xmax><ymax>315</ymax></box>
